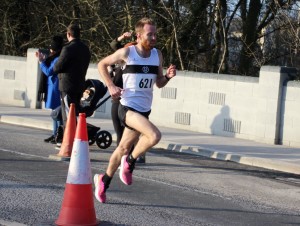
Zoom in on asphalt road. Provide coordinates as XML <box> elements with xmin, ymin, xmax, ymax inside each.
<box><xmin>1</xmin><ymin>123</ymin><xmax>300</xmax><ymax>226</ymax></box>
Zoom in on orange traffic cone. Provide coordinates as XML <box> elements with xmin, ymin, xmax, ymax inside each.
<box><xmin>57</xmin><ymin>103</ymin><xmax>76</xmax><ymax>158</ymax></box>
<box><xmin>55</xmin><ymin>113</ymin><xmax>100</xmax><ymax>226</ymax></box>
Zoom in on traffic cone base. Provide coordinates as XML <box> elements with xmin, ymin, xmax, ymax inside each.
<box><xmin>58</xmin><ymin>143</ymin><xmax>73</xmax><ymax>157</ymax></box>
<box><xmin>55</xmin><ymin>184</ymin><xmax>99</xmax><ymax>226</ymax></box>
<box><xmin>57</xmin><ymin>103</ymin><xmax>76</xmax><ymax>157</ymax></box>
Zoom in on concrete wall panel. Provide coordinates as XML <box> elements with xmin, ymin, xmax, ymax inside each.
<box><xmin>1</xmin><ymin>51</ymin><xmax>300</xmax><ymax>147</ymax></box>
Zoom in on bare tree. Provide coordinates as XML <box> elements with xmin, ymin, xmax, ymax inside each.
<box><xmin>1</xmin><ymin>0</ymin><xmax>300</xmax><ymax>76</ymax></box>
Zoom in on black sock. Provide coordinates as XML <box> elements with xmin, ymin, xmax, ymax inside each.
<box><xmin>102</xmin><ymin>173</ymin><xmax>112</xmax><ymax>190</ymax></box>
<box><xmin>127</xmin><ymin>154</ymin><xmax>136</xmax><ymax>165</ymax></box>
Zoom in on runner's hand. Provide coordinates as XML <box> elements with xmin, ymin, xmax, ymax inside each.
<box><xmin>166</xmin><ymin>64</ymin><xmax>176</xmax><ymax>79</ymax></box>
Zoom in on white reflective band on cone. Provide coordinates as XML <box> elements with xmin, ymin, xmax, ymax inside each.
<box><xmin>66</xmin><ymin>139</ymin><xmax>92</xmax><ymax>184</ymax></box>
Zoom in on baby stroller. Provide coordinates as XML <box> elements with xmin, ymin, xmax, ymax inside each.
<box><xmin>80</xmin><ymin>79</ymin><xmax>112</xmax><ymax>149</ymax></box>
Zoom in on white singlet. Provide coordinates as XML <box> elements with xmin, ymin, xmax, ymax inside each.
<box><xmin>120</xmin><ymin>45</ymin><xmax>159</xmax><ymax>112</ymax></box>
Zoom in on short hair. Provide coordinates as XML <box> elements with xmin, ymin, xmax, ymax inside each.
<box><xmin>135</xmin><ymin>18</ymin><xmax>156</xmax><ymax>34</ymax></box>
<box><xmin>67</xmin><ymin>24</ymin><xmax>80</xmax><ymax>39</ymax></box>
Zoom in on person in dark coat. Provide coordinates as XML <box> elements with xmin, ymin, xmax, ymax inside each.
<box><xmin>53</xmin><ymin>24</ymin><xmax>91</xmax><ymax>145</ymax></box>
<box><xmin>109</xmin><ymin>31</ymin><xmax>133</xmax><ymax>51</ymax></box>
<box><xmin>36</xmin><ymin>35</ymin><xmax>64</xmax><ymax>143</ymax></box>
<box><xmin>109</xmin><ymin>32</ymin><xmax>136</xmax><ymax>145</ymax></box>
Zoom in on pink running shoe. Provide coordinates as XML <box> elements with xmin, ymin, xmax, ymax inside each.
<box><xmin>94</xmin><ymin>174</ymin><xmax>106</xmax><ymax>203</ymax></box>
<box><xmin>119</xmin><ymin>155</ymin><xmax>134</xmax><ymax>185</ymax></box>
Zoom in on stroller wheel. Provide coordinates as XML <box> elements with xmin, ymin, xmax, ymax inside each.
<box><xmin>87</xmin><ymin>123</ymin><xmax>100</xmax><ymax>146</ymax></box>
<box><xmin>89</xmin><ymin>138</ymin><xmax>96</xmax><ymax>146</ymax></box>
<box><xmin>96</xmin><ymin>130</ymin><xmax>112</xmax><ymax>149</ymax></box>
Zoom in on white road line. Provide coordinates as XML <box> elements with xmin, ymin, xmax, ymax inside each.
<box><xmin>0</xmin><ymin>220</ymin><xmax>27</xmax><ymax>226</ymax></box>
<box><xmin>0</xmin><ymin>148</ymin><xmax>230</xmax><ymax>200</ymax></box>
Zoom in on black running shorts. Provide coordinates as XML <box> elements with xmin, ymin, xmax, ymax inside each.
<box><xmin>118</xmin><ymin>104</ymin><xmax>151</xmax><ymax>130</ymax></box>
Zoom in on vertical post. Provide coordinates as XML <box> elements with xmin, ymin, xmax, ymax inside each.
<box><xmin>255</xmin><ymin>66</ymin><xmax>295</xmax><ymax>144</ymax></box>
<box><xmin>25</xmin><ymin>48</ymin><xmax>41</xmax><ymax>109</ymax></box>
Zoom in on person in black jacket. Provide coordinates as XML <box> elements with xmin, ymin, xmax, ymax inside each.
<box><xmin>109</xmin><ymin>31</ymin><xmax>133</xmax><ymax>51</ymax></box>
<box><xmin>109</xmin><ymin>32</ymin><xmax>130</xmax><ymax>145</ymax></box>
<box><xmin>53</xmin><ymin>24</ymin><xmax>91</xmax><ymax>144</ymax></box>
<box><xmin>109</xmin><ymin>33</ymin><xmax>136</xmax><ymax>146</ymax></box>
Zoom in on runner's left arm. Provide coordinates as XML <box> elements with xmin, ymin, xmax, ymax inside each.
<box><xmin>156</xmin><ymin>50</ymin><xmax>176</xmax><ymax>88</ymax></box>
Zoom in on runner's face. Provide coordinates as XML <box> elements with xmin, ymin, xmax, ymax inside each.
<box><xmin>140</xmin><ymin>24</ymin><xmax>157</xmax><ymax>51</ymax></box>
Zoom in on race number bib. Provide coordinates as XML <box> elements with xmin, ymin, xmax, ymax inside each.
<box><xmin>124</xmin><ymin>73</ymin><xmax>156</xmax><ymax>91</ymax></box>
